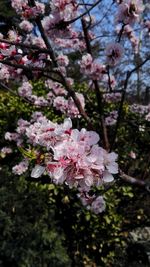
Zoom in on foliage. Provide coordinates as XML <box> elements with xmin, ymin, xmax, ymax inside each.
<box><xmin>0</xmin><ymin>165</ymin><xmax>71</xmax><ymax>267</ymax></box>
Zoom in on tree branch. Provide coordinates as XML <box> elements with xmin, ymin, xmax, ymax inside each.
<box><xmin>111</xmin><ymin>55</ymin><xmax>150</xmax><ymax>150</ymax></box>
<box><xmin>0</xmin><ymin>38</ymin><xmax>51</xmax><ymax>54</ymax></box>
<box><xmin>119</xmin><ymin>169</ymin><xmax>150</xmax><ymax>192</ymax></box>
<box><xmin>65</xmin><ymin>0</ymin><xmax>103</xmax><ymax>25</ymax></box>
<box><xmin>81</xmin><ymin>17</ymin><xmax>110</xmax><ymax>150</ymax></box>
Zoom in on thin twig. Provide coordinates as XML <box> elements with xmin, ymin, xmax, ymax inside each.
<box><xmin>66</xmin><ymin>0</ymin><xmax>103</xmax><ymax>25</ymax></box>
<box><xmin>98</xmin><ymin>169</ymin><xmax>150</xmax><ymax>196</ymax></box>
<box><xmin>0</xmin><ymin>82</ymin><xmax>32</xmax><ymax>104</ymax></box>
<box><xmin>106</xmin><ymin>65</ymin><xmax>113</xmax><ymax>92</ymax></box>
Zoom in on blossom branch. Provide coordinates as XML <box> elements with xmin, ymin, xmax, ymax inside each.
<box><xmin>59</xmin><ymin>73</ymin><xmax>93</xmax><ymax>128</ymax></box>
<box><xmin>29</xmin><ymin>0</ymin><xmax>58</xmax><ymax>67</ymax></box>
<box><xmin>64</xmin><ymin>0</ymin><xmax>103</xmax><ymax>25</ymax></box>
<box><xmin>81</xmin><ymin>17</ymin><xmax>110</xmax><ymax>150</ymax></box>
<box><xmin>28</xmin><ymin>0</ymin><xmax>93</xmax><ymax>127</ymax></box>
<box><xmin>0</xmin><ymin>38</ymin><xmax>52</xmax><ymax>54</ymax></box>
<box><xmin>0</xmin><ymin>59</ymin><xmax>45</xmax><ymax>72</ymax></box>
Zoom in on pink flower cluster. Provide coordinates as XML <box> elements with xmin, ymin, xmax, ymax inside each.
<box><xmin>129</xmin><ymin>104</ymin><xmax>150</xmax><ymax>115</ymax></box>
<box><xmin>57</xmin><ymin>54</ymin><xmax>69</xmax><ymax>67</ymax></box>
<box><xmin>17</xmin><ymin>78</ymin><xmax>85</xmax><ymax>116</ymax></box>
<box><xmin>123</xmin><ymin>25</ymin><xmax>139</xmax><ymax>53</ymax></box>
<box><xmin>50</xmin><ymin>0</ymin><xmax>78</xmax><ymax>21</ymax></box>
<box><xmin>116</xmin><ymin>24</ymin><xmax>139</xmax><ymax>52</ymax></box>
<box><xmin>12</xmin><ymin>159</ymin><xmax>29</xmax><ymax>175</ymax></box>
<box><xmin>103</xmin><ymin>92</ymin><xmax>121</xmax><ymax>103</ymax></box>
<box><xmin>6</xmin><ymin>116</ymin><xmax>118</xmax><ymax>213</ymax></box>
<box><xmin>80</xmin><ymin>54</ymin><xmax>106</xmax><ymax>80</ymax></box>
<box><xmin>105</xmin><ymin>43</ymin><xmax>123</xmax><ymax>66</ymax></box>
<box><xmin>11</xmin><ymin>0</ymin><xmax>45</xmax><ymax>18</ymax></box>
<box><xmin>46</xmin><ymin>80</ymin><xmax>85</xmax><ymax>118</ymax></box>
<box><xmin>79</xmin><ymin>193</ymin><xmax>106</xmax><ymax>214</ymax></box>
<box><xmin>18</xmin><ymin>81</ymin><xmax>49</xmax><ymax>106</ymax></box>
<box><xmin>42</xmin><ymin>0</ymin><xmax>79</xmax><ymax>44</ymax></box>
<box><xmin>0</xmin><ymin>41</ymin><xmax>46</xmax><ymax>81</ymax></box>
<box><xmin>19</xmin><ymin>20</ymin><xmax>33</xmax><ymax>32</ymax></box>
<box><xmin>105</xmin><ymin>111</ymin><xmax>118</xmax><ymax>126</ymax></box>
<box><xmin>116</xmin><ymin>0</ymin><xmax>144</xmax><ymax>25</ymax></box>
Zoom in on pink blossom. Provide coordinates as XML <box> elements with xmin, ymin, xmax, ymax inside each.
<box><xmin>67</xmin><ymin>93</ymin><xmax>85</xmax><ymax>118</ymax></box>
<box><xmin>80</xmin><ymin>54</ymin><xmax>93</xmax><ymax>74</ymax></box>
<box><xmin>16</xmin><ymin>119</ymin><xmax>30</xmax><ymax>134</ymax></box>
<box><xmin>80</xmin><ymin>54</ymin><xmax>106</xmax><ymax>80</ymax></box>
<box><xmin>19</xmin><ymin>20</ymin><xmax>33</xmax><ymax>32</ymax></box>
<box><xmin>0</xmin><ymin>65</ymin><xmax>10</xmax><ymax>81</ymax></box>
<box><xmin>91</xmin><ymin>196</ymin><xmax>106</xmax><ymax>214</ymax></box>
<box><xmin>11</xmin><ymin>0</ymin><xmax>28</xmax><ymax>13</ymax></box>
<box><xmin>79</xmin><ymin>193</ymin><xmax>106</xmax><ymax>214</ymax></box>
<box><xmin>12</xmin><ymin>160</ymin><xmax>29</xmax><ymax>175</ymax></box>
<box><xmin>103</xmin><ymin>151</ymin><xmax>118</xmax><ymax>182</ymax></box>
<box><xmin>57</xmin><ymin>54</ymin><xmax>69</xmax><ymax>66</ymax></box>
<box><xmin>130</xmin><ymin>104</ymin><xmax>149</xmax><ymax>115</ymax></box>
<box><xmin>50</xmin><ymin>0</ymin><xmax>78</xmax><ymax>21</ymax></box>
<box><xmin>5</xmin><ymin>132</ymin><xmax>17</xmax><ymax>141</ymax></box>
<box><xmin>34</xmin><ymin>96</ymin><xmax>48</xmax><ymax>106</ymax></box>
<box><xmin>103</xmin><ymin>92</ymin><xmax>121</xmax><ymax>103</ymax></box>
<box><xmin>31</xmin><ymin>112</ymin><xmax>45</xmax><ymax>122</ymax></box>
<box><xmin>105</xmin><ymin>43</ymin><xmax>123</xmax><ymax>66</ymax></box>
<box><xmin>105</xmin><ymin>111</ymin><xmax>118</xmax><ymax>126</ymax></box>
<box><xmin>53</xmin><ymin>96</ymin><xmax>68</xmax><ymax>113</ymax></box>
<box><xmin>7</xmin><ymin>117</ymin><xmax>118</xmax><ymax>190</ymax></box>
<box><xmin>45</xmin><ymin>80</ymin><xmax>67</xmax><ymax>96</ymax></box>
<box><xmin>24</xmin><ymin>34</ymin><xmax>46</xmax><ymax>48</ymax></box>
<box><xmin>116</xmin><ymin>0</ymin><xmax>144</xmax><ymax>25</ymax></box>
<box><xmin>18</xmin><ymin>81</ymin><xmax>33</xmax><ymax>97</ymax></box>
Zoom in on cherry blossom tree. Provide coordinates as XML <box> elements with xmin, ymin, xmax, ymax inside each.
<box><xmin>0</xmin><ymin>0</ymin><xmax>150</xmax><ymax>214</ymax></box>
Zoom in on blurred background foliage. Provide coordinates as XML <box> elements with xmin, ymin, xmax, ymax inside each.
<box><xmin>0</xmin><ymin>83</ymin><xmax>150</xmax><ymax>267</ymax></box>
